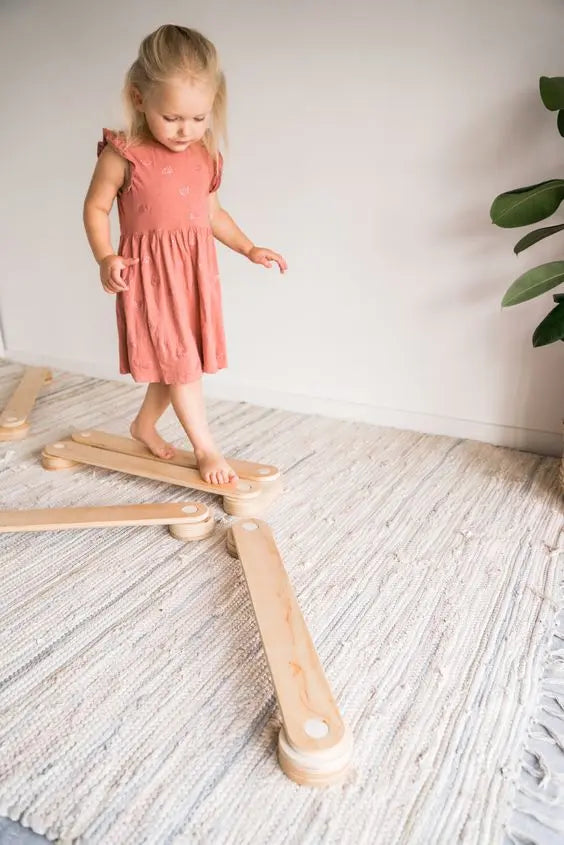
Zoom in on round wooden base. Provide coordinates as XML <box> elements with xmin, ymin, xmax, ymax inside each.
<box><xmin>223</xmin><ymin>481</ymin><xmax>262</xmax><ymax>517</ymax></box>
<box><xmin>0</xmin><ymin>421</ymin><xmax>31</xmax><ymax>441</ymax></box>
<box><xmin>278</xmin><ymin>723</ymin><xmax>353</xmax><ymax>787</ymax></box>
<box><xmin>41</xmin><ymin>447</ymin><xmax>78</xmax><ymax>471</ymax></box>
<box><xmin>168</xmin><ymin>516</ymin><xmax>215</xmax><ymax>541</ymax></box>
<box><xmin>223</xmin><ymin>478</ymin><xmax>283</xmax><ymax>517</ymax></box>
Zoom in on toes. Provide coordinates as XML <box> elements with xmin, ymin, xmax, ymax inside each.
<box><xmin>198</xmin><ymin>458</ymin><xmax>235</xmax><ymax>485</ymax></box>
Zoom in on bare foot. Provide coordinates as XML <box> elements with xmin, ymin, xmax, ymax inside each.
<box><xmin>195</xmin><ymin>448</ymin><xmax>238</xmax><ymax>485</ymax></box>
<box><xmin>130</xmin><ymin>420</ymin><xmax>175</xmax><ymax>460</ymax></box>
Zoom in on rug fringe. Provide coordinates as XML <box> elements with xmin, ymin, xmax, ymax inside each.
<box><xmin>508</xmin><ymin>533</ymin><xmax>564</xmax><ymax>843</ymax></box>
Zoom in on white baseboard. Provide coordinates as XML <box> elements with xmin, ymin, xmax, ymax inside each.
<box><xmin>3</xmin><ymin>348</ymin><xmax>562</xmax><ymax>457</ymax></box>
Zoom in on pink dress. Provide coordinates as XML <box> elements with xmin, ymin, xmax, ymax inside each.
<box><xmin>97</xmin><ymin>129</ymin><xmax>228</xmax><ymax>384</ymax></box>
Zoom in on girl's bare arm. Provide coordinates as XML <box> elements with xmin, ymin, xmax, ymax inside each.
<box><xmin>209</xmin><ymin>191</ymin><xmax>287</xmax><ymax>273</ymax></box>
<box><xmin>83</xmin><ymin>147</ymin><xmax>126</xmax><ymax>263</ymax></box>
<box><xmin>83</xmin><ymin>149</ymin><xmax>138</xmax><ymax>293</ymax></box>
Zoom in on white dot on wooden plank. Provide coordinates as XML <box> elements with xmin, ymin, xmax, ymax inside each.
<box><xmin>241</xmin><ymin>521</ymin><xmax>258</xmax><ymax>532</ymax></box>
<box><xmin>182</xmin><ymin>505</ymin><xmax>199</xmax><ymax>514</ymax></box>
<box><xmin>304</xmin><ymin>719</ymin><xmax>329</xmax><ymax>739</ymax></box>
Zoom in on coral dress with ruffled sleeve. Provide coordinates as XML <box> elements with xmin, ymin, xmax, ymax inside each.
<box><xmin>97</xmin><ymin>129</ymin><xmax>228</xmax><ymax>383</ymax></box>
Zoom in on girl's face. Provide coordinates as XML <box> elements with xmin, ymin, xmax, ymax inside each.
<box><xmin>137</xmin><ymin>77</ymin><xmax>215</xmax><ymax>152</ymax></box>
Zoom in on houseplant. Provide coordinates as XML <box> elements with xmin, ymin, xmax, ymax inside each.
<box><xmin>490</xmin><ymin>76</ymin><xmax>564</xmax><ymax>346</ymax></box>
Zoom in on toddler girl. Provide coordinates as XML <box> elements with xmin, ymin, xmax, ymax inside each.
<box><xmin>83</xmin><ymin>24</ymin><xmax>286</xmax><ymax>485</ymax></box>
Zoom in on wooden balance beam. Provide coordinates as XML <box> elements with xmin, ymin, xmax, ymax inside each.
<box><xmin>71</xmin><ymin>430</ymin><xmax>281</xmax><ymax>485</ymax></box>
<box><xmin>0</xmin><ymin>501</ymin><xmax>214</xmax><ymax>541</ymax></box>
<box><xmin>0</xmin><ymin>367</ymin><xmax>52</xmax><ymax>441</ymax></box>
<box><xmin>41</xmin><ymin>437</ymin><xmax>280</xmax><ymax>516</ymax></box>
<box><xmin>227</xmin><ymin>519</ymin><xmax>353</xmax><ymax>786</ymax></box>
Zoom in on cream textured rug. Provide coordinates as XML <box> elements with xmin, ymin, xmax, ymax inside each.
<box><xmin>0</xmin><ymin>360</ymin><xmax>562</xmax><ymax>845</ymax></box>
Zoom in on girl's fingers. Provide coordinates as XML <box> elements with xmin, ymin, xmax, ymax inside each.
<box><xmin>273</xmin><ymin>254</ymin><xmax>287</xmax><ymax>273</ymax></box>
<box><xmin>103</xmin><ymin>279</ymin><xmax>119</xmax><ymax>294</ymax></box>
<box><xmin>110</xmin><ymin>266</ymin><xmax>128</xmax><ymax>291</ymax></box>
<box><xmin>258</xmin><ymin>250</ymin><xmax>287</xmax><ymax>273</ymax></box>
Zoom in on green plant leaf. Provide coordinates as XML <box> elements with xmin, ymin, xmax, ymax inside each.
<box><xmin>532</xmin><ymin>302</ymin><xmax>564</xmax><ymax>346</ymax></box>
<box><xmin>558</xmin><ymin>110</ymin><xmax>564</xmax><ymax>137</ymax></box>
<box><xmin>490</xmin><ymin>180</ymin><xmax>564</xmax><ymax>228</ymax></box>
<box><xmin>513</xmin><ymin>223</ymin><xmax>564</xmax><ymax>254</ymax></box>
<box><xmin>502</xmin><ymin>261</ymin><xmax>564</xmax><ymax>306</ymax></box>
<box><xmin>540</xmin><ymin>77</ymin><xmax>564</xmax><ymax>111</ymax></box>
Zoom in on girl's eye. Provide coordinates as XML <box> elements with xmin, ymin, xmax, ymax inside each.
<box><xmin>194</xmin><ymin>117</ymin><xmax>205</xmax><ymax>123</ymax></box>
<box><xmin>163</xmin><ymin>116</ymin><xmax>176</xmax><ymax>122</ymax></box>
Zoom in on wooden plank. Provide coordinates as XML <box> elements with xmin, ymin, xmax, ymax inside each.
<box><xmin>42</xmin><ymin>440</ymin><xmax>261</xmax><ymax>501</ymax></box>
<box><xmin>230</xmin><ymin>519</ymin><xmax>346</xmax><ymax>754</ymax></box>
<box><xmin>0</xmin><ymin>501</ymin><xmax>210</xmax><ymax>533</ymax></box>
<box><xmin>71</xmin><ymin>429</ymin><xmax>280</xmax><ymax>483</ymax></box>
<box><xmin>0</xmin><ymin>367</ymin><xmax>51</xmax><ymax>428</ymax></box>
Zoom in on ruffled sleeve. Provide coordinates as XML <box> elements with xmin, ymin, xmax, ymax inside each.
<box><xmin>209</xmin><ymin>151</ymin><xmax>223</xmax><ymax>193</ymax></box>
<box><xmin>97</xmin><ymin>129</ymin><xmax>135</xmax><ymax>192</ymax></box>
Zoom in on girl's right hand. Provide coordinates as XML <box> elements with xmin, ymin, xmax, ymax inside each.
<box><xmin>99</xmin><ymin>254</ymin><xmax>139</xmax><ymax>294</ymax></box>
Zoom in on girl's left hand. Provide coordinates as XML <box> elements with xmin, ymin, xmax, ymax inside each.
<box><xmin>247</xmin><ymin>246</ymin><xmax>287</xmax><ymax>274</ymax></box>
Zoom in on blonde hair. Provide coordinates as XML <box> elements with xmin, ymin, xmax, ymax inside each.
<box><xmin>123</xmin><ymin>25</ymin><xmax>226</xmax><ymax>159</ymax></box>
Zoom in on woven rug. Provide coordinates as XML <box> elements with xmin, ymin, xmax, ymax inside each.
<box><xmin>0</xmin><ymin>360</ymin><xmax>562</xmax><ymax>845</ymax></box>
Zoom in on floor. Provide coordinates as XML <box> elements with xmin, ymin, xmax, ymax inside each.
<box><xmin>0</xmin><ymin>362</ymin><xmax>562</xmax><ymax>845</ymax></box>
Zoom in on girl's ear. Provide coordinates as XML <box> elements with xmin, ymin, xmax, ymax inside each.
<box><xmin>131</xmin><ymin>86</ymin><xmax>144</xmax><ymax>112</ymax></box>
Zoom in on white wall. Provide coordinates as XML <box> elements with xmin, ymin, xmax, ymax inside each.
<box><xmin>1</xmin><ymin>0</ymin><xmax>563</xmax><ymax>454</ymax></box>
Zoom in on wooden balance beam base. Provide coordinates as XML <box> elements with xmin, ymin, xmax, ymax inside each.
<box><xmin>227</xmin><ymin>519</ymin><xmax>353</xmax><ymax>787</ymax></box>
<box><xmin>0</xmin><ymin>501</ymin><xmax>214</xmax><ymax>541</ymax></box>
<box><xmin>41</xmin><ymin>436</ymin><xmax>281</xmax><ymax>517</ymax></box>
<box><xmin>0</xmin><ymin>367</ymin><xmax>52</xmax><ymax>441</ymax></box>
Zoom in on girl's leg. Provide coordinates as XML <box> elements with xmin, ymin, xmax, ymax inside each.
<box><xmin>169</xmin><ymin>380</ymin><xmax>237</xmax><ymax>485</ymax></box>
<box><xmin>130</xmin><ymin>382</ymin><xmax>175</xmax><ymax>459</ymax></box>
